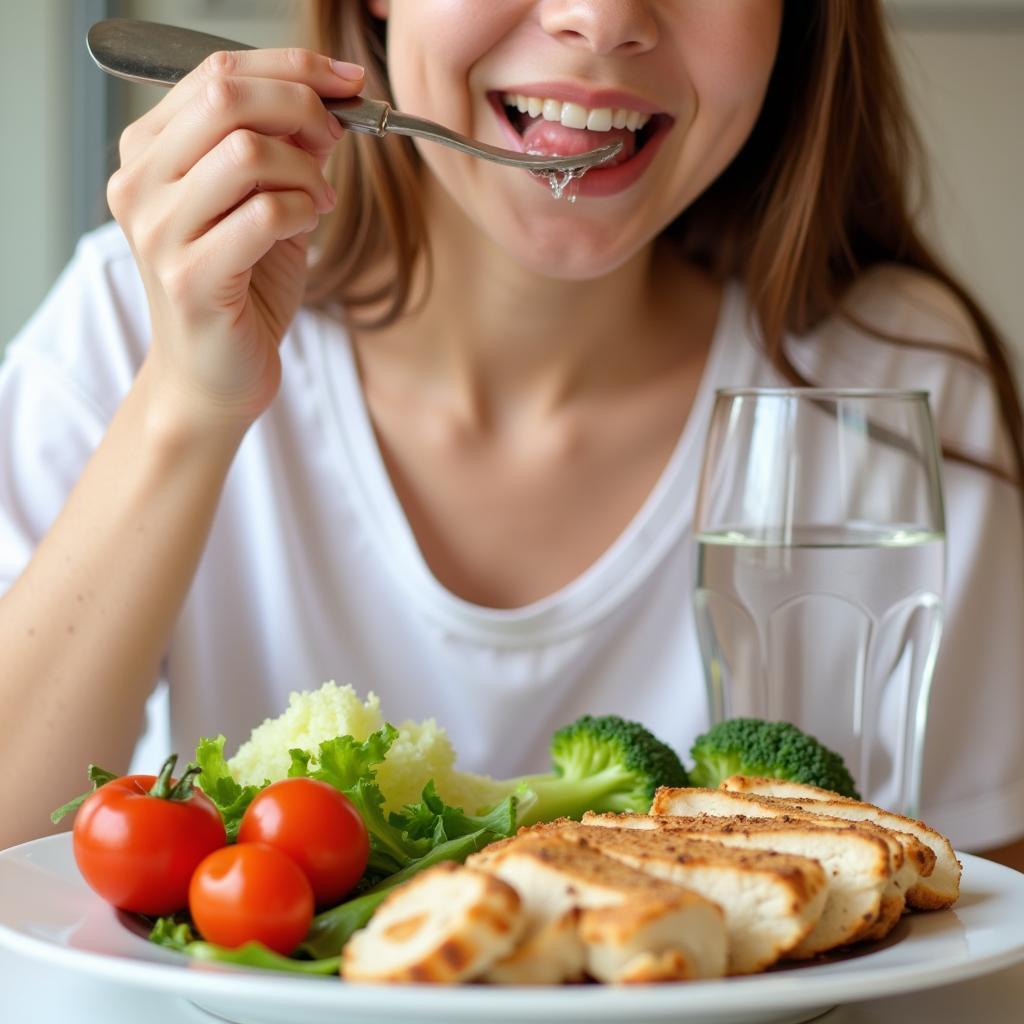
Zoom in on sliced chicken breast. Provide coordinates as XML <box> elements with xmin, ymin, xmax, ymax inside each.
<box><xmin>652</xmin><ymin>786</ymin><xmax>914</xmax><ymax>937</ymax></box>
<box><xmin>582</xmin><ymin>811</ymin><xmax>892</xmax><ymax>956</ymax></box>
<box><xmin>341</xmin><ymin>862</ymin><xmax>525</xmax><ymax>983</ymax></box>
<box><xmin>514</xmin><ymin>820</ymin><xmax>826</xmax><ymax>974</ymax></box>
<box><xmin>468</xmin><ymin>836</ymin><xmax>728</xmax><ymax>983</ymax></box>
<box><xmin>718</xmin><ymin>776</ymin><xmax>959</xmax><ymax>910</ymax></box>
<box><xmin>482</xmin><ymin>908</ymin><xmax>586</xmax><ymax>985</ymax></box>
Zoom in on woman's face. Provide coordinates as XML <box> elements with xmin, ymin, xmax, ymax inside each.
<box><xmin>371</xmin><ymin>0</ymin><xmax>782</xmax><ymax>280</ymax></box>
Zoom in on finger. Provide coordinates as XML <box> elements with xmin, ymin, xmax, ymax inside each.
<box><xmin>152</xmin><ymin>76</ymin><xmax>350</xmax><ymax>181</ymax></box>
<box><xmin>129</xmin><ymin>47</ymin><xmax>363</xmax><ymax>147</ymax></box>
<box><xmin>186</xmin><ymin>189</ymin><xmax>320</xmax><ymax>290</ymax></box>
<box><xmin>171</xmin><ymin>130</ymin><xmax>336</xmax><ymax>243</ymax></box>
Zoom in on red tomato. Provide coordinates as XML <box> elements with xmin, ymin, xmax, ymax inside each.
<box><xmin>72</xmin><ymin>762</ymin><xmax>226</xmax><ymax>915</ymax></box>
<box><xmin>238</xmin><ymin>778</ymin><xmax>370</xmax><ymax>906</ymax></box>
<box><xmin>189</xmin><ymin>843</ymin><xmax>314</xmax><ymax>955</ymax></box>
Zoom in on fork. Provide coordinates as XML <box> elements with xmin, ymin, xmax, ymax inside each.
<box><xmin>87</xmin><ymin>19</ymin><xmax>623</xmax><ymax>175</ymax></box>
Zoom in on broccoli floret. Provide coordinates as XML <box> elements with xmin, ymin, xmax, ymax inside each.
<box><xmin>688</xmin><ymin>718</ymin><xmax>860</xmax><ymax>798</ymax></box>
<box><xmin>513</xmin><ymin>715</ymin><xmax>690</xmax><ymax>826</ymax></box>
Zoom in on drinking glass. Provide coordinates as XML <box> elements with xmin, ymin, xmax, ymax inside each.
<box><xmin>693</xmin><ymin>388</ymin><xmax>946</xmax><ymax>816</ymax></box>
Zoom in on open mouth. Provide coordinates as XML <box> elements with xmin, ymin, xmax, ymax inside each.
<box><xmin>489</xmin><ymin>90</ymin><xmax>671</xmax><ymax>171</ymax></box>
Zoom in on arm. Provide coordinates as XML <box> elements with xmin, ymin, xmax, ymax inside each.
<box><xmin>0</xmin><ymin>367</ymin><xmax>245</xmax><ymax>848</ymax></box>
<box><xmin>0</xmin><ymin>47</ymin><xmax>363</xmax><ymax>849</ymax></box>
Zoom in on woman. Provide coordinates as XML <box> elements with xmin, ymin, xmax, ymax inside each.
<box><xmin>1</xmin><ymin>1</ymin><xmax>1021</xmax><ymax>863</ymax></box>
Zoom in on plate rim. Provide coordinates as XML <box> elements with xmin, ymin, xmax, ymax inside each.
<box><xmin>2</xmin><ymin>835</ymin><xmax>1023</xmax><ymax>1019</ymax></box>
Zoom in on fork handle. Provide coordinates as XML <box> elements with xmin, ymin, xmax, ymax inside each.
<box><xmin>323</xmin><ymin>97</ymin><xmax>391</xmax><ymax>137</ymax></box>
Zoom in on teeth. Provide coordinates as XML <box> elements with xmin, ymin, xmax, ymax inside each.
<box><xmin>502</xmin><ymin>92</ymin><xmax>652</xmax><ymax>133</ymax></box>
<box><xmin>559</xmin><ymin>102</ymin><xmax>588</xmax><ymax>130</ymax></box>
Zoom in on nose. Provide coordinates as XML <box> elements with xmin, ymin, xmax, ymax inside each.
<box><xmin>539</xmin><ymin>0</ymin><xmax>659</xmax><ymax>57</ymax></box>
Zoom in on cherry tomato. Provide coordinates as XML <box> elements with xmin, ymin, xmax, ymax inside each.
<box><xmin>238</xmin><ymin>778</ymin><xmax>370</xmax><ymax>906</ymax></box>
<box><xmin>71</xmin><ymin>756</ymin><xmax>226</xmax><ymax>915</ymax></box>
<box><xmin>189</xmin><ymin>843</ymin><xmax>314</xmax><ymax>955</ymax></box>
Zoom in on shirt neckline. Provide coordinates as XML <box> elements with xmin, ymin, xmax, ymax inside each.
<box><xmin>312</xmin><ymin>279</ymin><xmax>742</xmax><ymax>646</ymax></box>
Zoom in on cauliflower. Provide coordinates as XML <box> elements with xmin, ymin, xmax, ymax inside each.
<box><xmin>228</xmin><ymin>682</ymin><xmax>384</xmax><ymax>785</ymax></box>
<box><xmin>227</xmin><ymin>681</ymin><xmax>509</xmax><ymax>814</ymax></box>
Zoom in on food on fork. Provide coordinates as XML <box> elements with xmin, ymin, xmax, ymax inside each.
<box><xmin>718</xmin><ymin>776</ymin><xmax>961</xmax><ymax>909</ymax></box>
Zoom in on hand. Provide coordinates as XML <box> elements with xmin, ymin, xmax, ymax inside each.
<box><xmin>107</xmin><ymin>48</ymin><xmax>364</xmax><ymax>429</ymax></box>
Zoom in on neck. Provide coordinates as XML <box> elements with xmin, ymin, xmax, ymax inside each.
<box><xmin>351</xmin><ymin>178</ymin><xmax>715</xmax><ymax>429</ymax></box>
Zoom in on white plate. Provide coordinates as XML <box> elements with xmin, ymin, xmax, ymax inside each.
<box><xmin>1</xmin><ymin>835</ymin><xmax>1023</xmax><ymax>1024</ymax></box>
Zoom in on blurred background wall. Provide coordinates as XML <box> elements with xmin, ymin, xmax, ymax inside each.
<box><xmin>1</xmin><ymin>0</ymin><xmax>1023</xmax><ymax>378</ymax></box>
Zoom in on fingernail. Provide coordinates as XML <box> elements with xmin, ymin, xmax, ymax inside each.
<box><xmin>324</xmin><ymin>183</ymin><xmax>337</xmax><ymax>207</ymax></box>
<box><xmin>328</xmin><ymin>114</ymin><xmax>344</xmax><ymax>139</ymax></box>
<box><xmin>330</xmin><ymin>59</ymin><xmax>364</xmax><ymax>81</ymax></box>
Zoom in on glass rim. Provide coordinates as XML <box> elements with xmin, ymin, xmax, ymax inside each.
<box><xmin>714</xmin><ymin>386</ymin><xmax>930</xmax><ymax>400</ymax></box>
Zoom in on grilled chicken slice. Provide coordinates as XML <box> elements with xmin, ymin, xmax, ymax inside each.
<box><xmin>578</xmin><ymin>902</ymin><xmax>712</xmax><ymax>984</ymax></box>
<box><xmin>651</xmin><ymin>786</ymin><xmax>917</xmax><ymax>939</ymax></box>
<box><xmin>513</xmin><ymin>820</ymin><xmax>826</xmax><ymax>974</ymax></box>
<box><xmin>719</xmin><ymin>776</ymin><xmax>960</xmax><ymax>910</ymax></box>
<box><xmin>468</xmin><ymin>836</ymin><xmax>728</xmax><ymax>983</ymax></box>
<box><xmin>483</xmin><ymin>908</ymin><xmax>586</xmax><ymax>985</ymax></box>
<box><xmin>341</xmin><ymin>862</ymin><xmax>525</xmax><ymax>983</ymax></box>
<box><xmin>583</xmin><ymin>811</ymin><xmax>892</xmax><ymax>956</ymax></box>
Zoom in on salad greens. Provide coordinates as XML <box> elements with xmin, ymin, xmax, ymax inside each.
<box><xmin>193</xmin><ymin>737</ymin><xmax>265</xmax><ymax>841</ymax></box>
<box><xmin>150</xmin><ymin>918</ymin><xmax>341</xmax><ymax>975</ymax></box>
<box><xmin>297</xmin><ymin>826</ymin><xmax>504</xmax><ymax>959</ymax></box>
<box><xmin>146</xmin><ymin>719</ymin><xmax>519</xmax><ymax>968</ymax></box>
<box><xmin>144</xmin><ymin>704</ymin><xmax>688</xmax><ymax>970</ymax></box>
<box><xmin>194</xmin><ymin>723</ymin><xmax>519</xmax><ymax>881</ymax></box>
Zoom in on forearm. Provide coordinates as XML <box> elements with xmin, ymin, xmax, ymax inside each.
<box><xmin>0</xmin><ymin>359</ymin><xmax>247</xmax><ymax>848</ymax></box>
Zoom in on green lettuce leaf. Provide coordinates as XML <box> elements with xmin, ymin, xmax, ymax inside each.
<box><xmin>149</xmin><ymin>916</ymin><xmax>339</xmax><ymax>975</ymax></box>
<box><xmin>285</xmin><ymin>728</ymin><xmax>433</xmax><ymax>875</ymax></box>
<box><xmin>298</xmin><ymin>827</ymin><xmax>505</xmax><ymax>959</ymax></box>
<box><xmin>194</xmin><ymin>735</ymin><xmax>265</xmax><ymax>841</ymax></box>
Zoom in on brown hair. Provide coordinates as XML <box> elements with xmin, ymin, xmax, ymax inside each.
<box><xmin>304</xmin><ymin>0</ymin><xmax>1024</xmax><ymax>489</ymax></box>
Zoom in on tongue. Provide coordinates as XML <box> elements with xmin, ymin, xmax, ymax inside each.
<box><xmin>519</xmin><ymin>117</ymin><xmax>637</xmax><ymax>167</ymax></box>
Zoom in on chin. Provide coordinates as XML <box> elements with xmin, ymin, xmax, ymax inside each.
<box><xmin>479</xmin><ymin>191</ymin><xmax>656</xmax><ymax>281</ymax></box>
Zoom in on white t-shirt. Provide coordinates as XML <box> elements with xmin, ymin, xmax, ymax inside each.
<box><xmin>2</xmin><ymin>223</ymin><xmax>1022</xmax><ymax>849</ymax></box>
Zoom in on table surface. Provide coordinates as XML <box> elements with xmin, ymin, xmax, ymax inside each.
<box><xmin>3</xmin><ymin>946</ymin><xmax>1023</xmax><ymax>1024</ymax></box>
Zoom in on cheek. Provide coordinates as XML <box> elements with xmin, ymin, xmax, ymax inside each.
<box><xmin>383</xmin><ymin>2</ymin><xmax>523</xmax><ymax>120</ymax></box>
<box><xmin>660</xmin><ymin>2</ymin><xmax>781</xmax><ymax>198</ymax></box>
<box><xmin>685</xmin><ymin>2</ymin><xmax>782</xmax><ymax>112</ymax></box>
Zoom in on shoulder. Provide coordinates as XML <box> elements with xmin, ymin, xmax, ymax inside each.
<box><xmin>4</xmin><ymin>222</ymin><xmax>151</xmax><ymax>419</ymax></box>
<box><xmin>788</xmin><ymin>265</ymin><xmax>1016</xmax><ymax>477</ymax></box>
<box><xmin>838</xmin><ymin>264</ymin><xmax>986</xmax><ymax>362</ymax></box>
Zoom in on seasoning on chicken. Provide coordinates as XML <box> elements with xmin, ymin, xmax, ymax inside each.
<box><xmin>583</xmin><ymin>810</ymin><xmax>894</xmax><ymax>956</ymax></box>
<box><xmin>482</xmin><ymin>907</ymin><xmax>586</xmax><ymax>985</ymax></box>
<box><xmin>469</xmin><ymin>835</ymin><xmax>728</xmax><ymax>983</ymax></box>
<box><xmin>717</xmin><ymin>776</ymin><xmax>961</xmax><ymax>910</ymax></box>
<box><xmin>511</xmin><ymin>819</ymin><xmax>827</xmax><ymax>974</ymax></box>
<box><xmin>650</xmin><ymin>786</ymin><xmax>925</xmax><ymax>937</ymax></box>
<box><xmin>341</xmin><ymin>862</ymin><xmax>525</xmax><ymax>983</ymax></box>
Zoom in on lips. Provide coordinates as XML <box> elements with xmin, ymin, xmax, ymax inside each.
<box><xmin>487</xmin><ymin>88</ymin><xmax>673</xmax><ymax>198</ymax></box>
